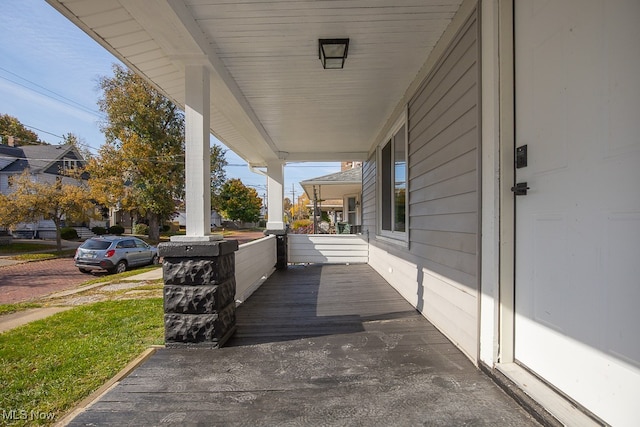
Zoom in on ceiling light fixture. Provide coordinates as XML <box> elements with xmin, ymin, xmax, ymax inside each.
<box><xmin>318</xmin><ymin>38</ymin><xmax>349</xmax><ymax>69</ymax></box>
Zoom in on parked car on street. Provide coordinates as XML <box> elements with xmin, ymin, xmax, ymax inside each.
<box><xmin>74</xmin><ymin>236</ymin><xmax>159</xmax><ymax>274</ymax></box>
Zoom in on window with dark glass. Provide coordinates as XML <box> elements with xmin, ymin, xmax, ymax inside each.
<box><xmin>380</xmin><ymin>124</ymin><xmax>406</xmax><ymax>234</ymax></box>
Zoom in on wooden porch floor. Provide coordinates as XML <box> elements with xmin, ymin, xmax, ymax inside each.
<box><xmin>68</xmin><ymin>264</ymin><xmax>539</xmax><ymax>426</ymax></box>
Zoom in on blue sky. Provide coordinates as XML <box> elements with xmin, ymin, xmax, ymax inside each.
<box><xmin>0</xmin><ymin>0</ymin><xmax>338</xmax><ymax>200</ymax></box>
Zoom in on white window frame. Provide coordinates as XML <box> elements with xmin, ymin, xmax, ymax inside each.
<box><xmin>63</xmin><ymin>158</ymin><xmax>77</xmax><ymax>172</ymax></box>
<box><xmin>377</xmin><ymin>111</ymin><xmax>409</xmax><ymax>244</ymax></box>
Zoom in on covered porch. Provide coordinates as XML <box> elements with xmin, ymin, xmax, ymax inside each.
<box><xmin>66</xmin><ymin>263</ymin><xmax>538</xmax><ymax>426</ymax></box>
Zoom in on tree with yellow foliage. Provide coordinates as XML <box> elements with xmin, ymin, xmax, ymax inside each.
<box><xmin>0</xmin><ymin>171</ymin><xmax>94</xmax><ymax>251</ymax></box>
<box><xmin>291</xmin><ymin>193</ymin><xmax>311</xmax><ymax>220</ymax></box>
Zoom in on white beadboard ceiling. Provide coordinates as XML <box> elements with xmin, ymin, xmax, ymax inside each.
<box><xmin>47</xmin><ymin>0</ymin><xmax>464</xmax><ymax>166</ymax></box>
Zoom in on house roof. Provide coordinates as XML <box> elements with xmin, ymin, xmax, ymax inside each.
<box><xmin>46</xmin><ymin>0</ymin><xmax>468</xmax><ymax>166</ymax></box>
<box><xmin>0</xmin><ymin>143</ymin><xmax>83</xmax><ymax>174</ymax></box>
<box><xmin>301</xmin><ymin>166</ymin><xmax>362</xmax><ymax>200</ymax></box>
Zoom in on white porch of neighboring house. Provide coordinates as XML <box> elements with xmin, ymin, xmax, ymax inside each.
<box><xmin>48</xmin><ymin>1</ymin><xmax>640</xmax><ymax>426</ymax></box>
<box><xmin>300</xmin><ymin>165</ymin><xmax>363</xmax><ymax>234</ymax></box>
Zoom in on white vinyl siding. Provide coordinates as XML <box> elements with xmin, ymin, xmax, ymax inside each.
<box><xmin>288</xmin><ymin>235</ymin><xmax>368</xmax><ymax>264</ymax></box>
<box><xmin>362</xmin><ymin>153</ymin><xmax>376</xmax><ymax>234</ymax></box>
<box><xmin>364</xmin><ymin>8</ymin><xmax>480</xmax><ymax>362</ymax></box>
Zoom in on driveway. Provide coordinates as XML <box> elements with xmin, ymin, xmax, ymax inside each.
<box><xmin>0</xmin><ymin>258</ymin><xmax>89</xmax><ymax>304</ymax></box>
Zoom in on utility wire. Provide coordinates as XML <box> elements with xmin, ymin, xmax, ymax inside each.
<box><xmin>0</xmin><ymin>67</ymin><xmax>103</xmax><ymax>117</ymax></box>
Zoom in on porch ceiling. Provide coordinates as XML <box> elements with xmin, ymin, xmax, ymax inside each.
<box><xmin>47</xmin><ymin>0</ymin><xmax>463</xmax><ymax>166</ymax></box>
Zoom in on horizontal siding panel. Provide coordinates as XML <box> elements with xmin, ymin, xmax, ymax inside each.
<box><xmin>410</xmin><ymin>148</ymin><xmax>476</xmax><ymax>187</ymax></box>
<box><xmin>410</xmin><ymin>229</ymin><xmax>476</xmax><ymax>255</ymax></box>
<box><xmin>410</xmin><ymin>124</ymin><xmax>477</xmax><ymax>178</ymax></box>
<box><xmin>410</xmin><ymin>241</ymin><xmax>477</xmax><ymax>277</ymax></box>
<box><xmin>288</xmin><ymin>235</ymin><xmax>368</xmax><ymax>264</ymax></box>
<box><xmin>362</xmin><ymin>156</ymin><xmax>376</xmax><ymax>231</ymax></box>
<box><xmin>410</xmin><ymin>106</ymin><xmax>477</xmax><ymax>163</ymax></box>
<box><xmin>423</xmin><ymin>283</ymin><xmax>477</xmax><ymax>360</ymax></box>
<box><xmin>409</xmin><ymin>15</ymin><xmax>478</xmax><ymax>117</ymax></box>
<box><xmin>411</xmin><ymin>212</ymin><xmax>477</xmax><ymax>234</ymax></box>
<box><xmin>410</xmin><ymin>84</ymin><xmax>477</xmax><ymax>156</ymax></box>
<box><xmin>410</xmin><ymin>191</ymin><xmax>477</xmax><ymax>216</ymax></box>
<box><xmin>411</xmin><ymin>168</ymin><xmax>476</xmax><ymax>200</ymax></box>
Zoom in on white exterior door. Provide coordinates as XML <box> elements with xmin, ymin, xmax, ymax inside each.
<box><xmin>514</xmin><ymin>1</ymin><xmax>640</xmax><ymax>425</ymax></box>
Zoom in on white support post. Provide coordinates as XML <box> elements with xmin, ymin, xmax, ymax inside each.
<box><xmin>266</xmin><ymin>160</ymin><xmax>285</xmax><ymax>231</ymax></box>
<box><xmin>172</xmin><ymin>65</ymin><xmax>218</xmax><ymax>242</ymax></box>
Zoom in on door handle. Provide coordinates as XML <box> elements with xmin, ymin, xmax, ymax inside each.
<box><xmin>511</xmin><ymin>182</ymin><xmax>530</xmax><ymax>196</ymax></box>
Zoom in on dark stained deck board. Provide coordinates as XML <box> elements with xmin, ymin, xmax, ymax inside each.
<box><xmin>68</xmin><ymin>264</ymin><xmax>538</xmax><ymax>426</ymax></box>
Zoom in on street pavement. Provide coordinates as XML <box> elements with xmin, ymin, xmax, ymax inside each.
<box><xmin>0</xmin><ymin>257</ymin><xmax>89</xmax><ymax>304</ymax></box>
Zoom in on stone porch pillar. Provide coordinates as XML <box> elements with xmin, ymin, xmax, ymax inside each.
<box><xmin>160</xmin><ymin>240</ymin><xmax>238</xmax><ymax>348</ymax></box>
<box><xmin>159</xmin><ymin>64</ymin><xmax>237</xmax><ymax>347</ymax></box>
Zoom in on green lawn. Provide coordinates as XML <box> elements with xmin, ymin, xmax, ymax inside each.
<box><xmin>0</xmin><ymin>302</ymin><xmax>43</xmax><ymax>316</ymax></box>
<box><xmin>0</xmin><ymin>298</ymin><xmax>164</xmax><ymax>425</ymax></box>
<box><xmin>0</xmin><ymin>242</ymin><xmax>57</xmax><ymax>254</ymax></box>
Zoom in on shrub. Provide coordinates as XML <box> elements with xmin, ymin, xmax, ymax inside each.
<box><xmin>292</xmin><ymin>219</ymin><xmax>312</xmax><ymax>230</ymax></box>
<box><xmin>133</xmin><ymin>223</ymin><xmax>149</xmax><ymax>235</ymax></box>
<box><xmin>60</xmin><ymin>227</ymin><xmax>78</xmax><ymax>240</ymax></box>
<box><xmin>108</xmin><ymin>224</ymin><xmax>125</xmax><ymax>235</ymax></box>
<box><xmin>91</xmin><ymin>226</ymin><xmax>107</xmax><ymax>236</ymax></box>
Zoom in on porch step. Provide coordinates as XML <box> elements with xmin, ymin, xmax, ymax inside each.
<box><xmin>73</xmin><ymin>227</ymin><xmax>96</xmax><ymax>240</ymax></box>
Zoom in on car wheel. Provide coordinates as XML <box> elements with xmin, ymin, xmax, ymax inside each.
<box><xmin>79</xmin><ymin>268</ymin><xmax>91</xmax><ymax>274</ymax></box>
<box><xmin>114</xmin><ymin>260</ymin><xmax>127</xmax><ymax>274</ymax></box>
<box><xmin>151</xmin><ymin>255</ymin><xmax>160</xmax><ymax>265</ymax></box>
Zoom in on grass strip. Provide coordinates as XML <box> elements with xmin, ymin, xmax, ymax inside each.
<box><xmin>0</xmin><ymin>243</ymin><xmax>57</xmax><ymax>254</ymax></box>
<box><xmin>0</xmin><ymin>302</ymin><xmax>43</xmax><ymax>316</ymax></box>
<box><xmin>0</xmin><ymin>298</ymin><xmax>163</xmax><ymax>425</ymax></box>
<box><xmin>10</xmin><ymin>249</ymin><xmax>76</xmax><ymax>261</ymax></box>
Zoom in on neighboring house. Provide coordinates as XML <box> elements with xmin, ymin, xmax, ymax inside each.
<box><xmin>0</xmin><ymin>141</ymin><xmax>99</xmax><ymax>238</ymax></box>
<box><xmin>0</xmin><ymin>141</ymin><xmax>85</xmax><ymax>194</ymax></box>
<box><xmin>49</xmin><ymin>1</ymin><xmax>639</xmax><ymax>425</ymax></box>
<box><xmin>300</xmin><ymin>165</ymin><xmax>362</xmax><ymax>232</ymax></box>
<box><xmin>174</xmin><ymin>210</ymin><xmax>222</xmax><ymax>229</ymax></box>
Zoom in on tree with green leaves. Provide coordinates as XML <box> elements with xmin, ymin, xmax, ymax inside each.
<box><xmin>0</xmin><ymin>114</ymin><xmax>44</xmax><ymax>146</ymax></box>
<box><xmin>0</xmin><ymin>171</ymin><xmax>94</xmax><ymax>251</ymax></box>
<box><xmin>88</xmin><ymin>64</ymin><xmax>185</xmax><ymax>241</ymax></box>
<box><xmin>210</xmin><ymin>144</ymin><xmax>228</xmax><ymax>211</ymax></box>
<box><xmin>217</xmin><ymin>179</ymin><xmax>263</xmax><ymax>223</ymax></box>
<box><xmin>62</xmin><ymin>133</ymin><xmax>92</xmax><ymax>160</ymax></box>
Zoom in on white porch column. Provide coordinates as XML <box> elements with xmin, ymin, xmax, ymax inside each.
<box><xmin>266</xmin><ymin>160</ymin><xmax>285</xmax><ymax>231</ymax></box>
<box><xmin>175</xmin><ymin>65</ymin><xmax>214</xmax><ymax>241</ymax></box>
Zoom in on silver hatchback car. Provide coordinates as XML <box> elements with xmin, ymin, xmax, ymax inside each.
<box><xmin>74</xmin><ymin>236</ymin><xmax>159</xmax><ymax>274</ymax></box>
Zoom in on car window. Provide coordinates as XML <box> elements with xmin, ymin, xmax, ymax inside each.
<box><xmin>135</xmin><ymin>240</ymin><xmax>148</xmax><ymax>249</ymax></box>
<box><xmin>116</xmin><ymin>240</ymin><xmax>136</xmax><ymax>249</ymax></box>
<box><xmin>123</xmin><ymin>240</ymin><xmax>136</xmax><ymax>248</ymax></box>
<box><xmin>82</xmin><ymin>240</ymin><xmax>111</xmax><ymax>250</ymax></box>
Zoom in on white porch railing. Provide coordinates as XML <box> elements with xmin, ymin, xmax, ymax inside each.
<box><xmin>235</xmin><ymin>235</ymin><xmax>276</xmax><ymax>304</ymax></box>
<box><xmin>288</xmin><ymin>234</ymin><xmax>368</xmax><ymax>264</ymax></box>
